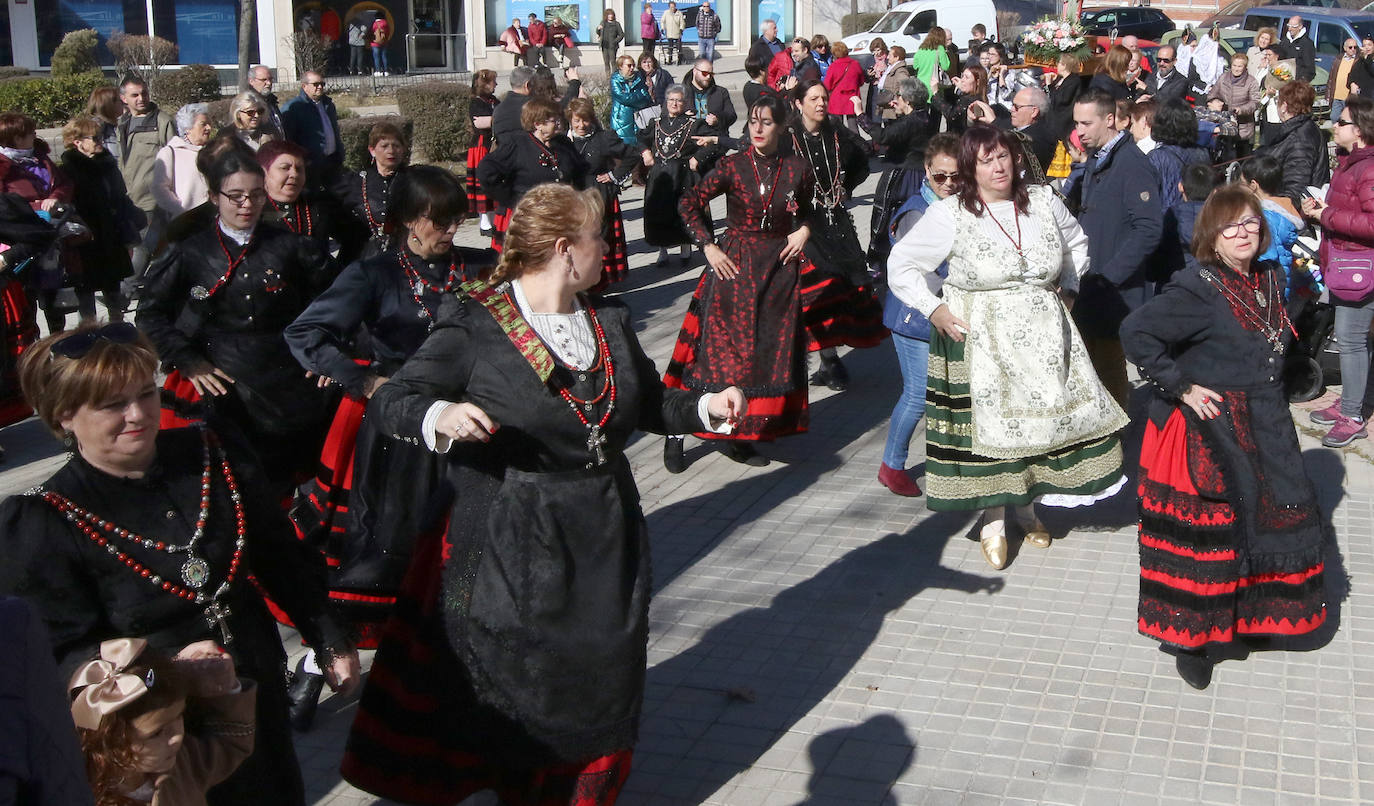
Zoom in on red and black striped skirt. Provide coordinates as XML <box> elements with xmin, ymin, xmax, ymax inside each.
<box><xmin>341</xmin><ymin>520</ymin><xmax>634</xmax><ymax>806</ymax></box>
<box><xmin>593</xmin><ymin>197</ymin><xmax>630</xmax><ymax>290</ymax></box>
<box><xmin>491</xmin><ymin>207</ymin><xmax>511</xmax><ymax>252</ymax></box>
<box><xmin>466</xmin><ymin>134</ymin><xmax>495</xmax><ymax>215</ymax></box>
<box><xmin>799</xmin><ymin>261</ymin><xmax>889</xmax><ymax>353</ymax></box>
<box><xmin>0</xmin><ymin>281</ymin><xmax>36</xmax><ymax>428</ymax></box>
<box><xmin>1137</xmin><ymin>407</ymin><xmax>1327</xmax><ymax>650</ymax></box>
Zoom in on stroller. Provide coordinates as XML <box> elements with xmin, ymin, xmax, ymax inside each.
<box><xmin>0</xmin><ymin>193</ymin><xmax>72</xmax><ymax>426</ymax></box>
<box><xmin>1282</xmin><ymin>236</ymin><xmax>1344</xmax><ymax>403</ymax></box>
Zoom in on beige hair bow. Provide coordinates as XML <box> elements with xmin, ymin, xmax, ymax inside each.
<box><xmin>68</xmin><ymin>637</ymin><xmax>152</xmax><ymax>730</ymax></box>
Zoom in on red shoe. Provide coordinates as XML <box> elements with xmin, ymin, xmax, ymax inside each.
<box><xmin>878</xmin><ymin>463</ymin><xmax>922</xmax><ymax>497</ymax></box>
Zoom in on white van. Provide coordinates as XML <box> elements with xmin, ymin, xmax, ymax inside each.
<box><xmin>840</xmin><ymin>0</ymin><xmax>998</xmax><ymax>59</ymax></box>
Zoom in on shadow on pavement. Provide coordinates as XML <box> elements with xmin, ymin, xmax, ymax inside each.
<box><xmin>634</xmin><ymin>514</ymin><xmax>1002</xmax><ymax>804</ymax></box>
<box><xmin>792</xmin><ymin>714</ymin><xmax>916</xmax><ymax>806</ymax></box>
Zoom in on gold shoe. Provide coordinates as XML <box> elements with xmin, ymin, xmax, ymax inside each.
<box><xmin>979</xmin><ymin>520</ymin><xmax>1008</xmax><ymax>570</ymax></box>
<box><xmin>1016</xmin><ymin>504</ymin><xmax>1052</xmax><ymax>548</ymax></box>
<box><xmin>1025</xmin><ymin>528</ymin><xmax>1052</xmax><ymax>548</ymax></box>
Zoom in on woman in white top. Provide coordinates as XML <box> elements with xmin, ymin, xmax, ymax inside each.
<box><xmin>887</xmin><ymin>124</ymin><xmax>1128</xmax><ymax>570</ymax></box>
<box><xmin>151</xmin><ymin>103</ymin><xmax>213</xmax><ymax>217</ymax></box>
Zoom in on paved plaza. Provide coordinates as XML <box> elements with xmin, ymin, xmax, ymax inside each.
<box><xmin>5</xmin><ymin>145</ymin><xmax>1373</xmax><ymax>806</ymax></box>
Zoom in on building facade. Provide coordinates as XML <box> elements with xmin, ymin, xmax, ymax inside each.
<box><xmin>7</xmin><ymin>0</ymin><xmax>816</xmax><ymax>78</ymax></box>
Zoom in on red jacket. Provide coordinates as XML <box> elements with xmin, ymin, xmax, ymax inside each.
<box><xmin>528</xmin><ymin>20</ymin><xmax>548</xmax><ymax>46</ymax></box>
<box><xmin>0</xmin><ymin>141</ymin><xmax>72</xmax><ymax>210</ymax></box>
<box><xmin>767</xmin><ymin>51</ymin><xmax>794</xmax><ymax>90</ymax></box>
<box><xmin>1320</xmin><ymin>145</ymin><xmax>1374</xmax><ymax>254</ymax></box>
<box><xmin>823</xmin><ymin>56</ymin><xmax>865</xmax><ymax>115</ymax></box>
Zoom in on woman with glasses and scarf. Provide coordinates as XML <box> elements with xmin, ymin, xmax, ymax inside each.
<box><xmin>1123</xmin><ymin>185</ymin><xmax>1329</xmax><ymax>690</ymax></box>
<box><xmin>137</xmin><ymin>148</ymin><xmax>336</xmax><ymax>498</ymax></box>
<box><xmin>0</xmin><ymin>322</ymin><xmax>358</xmax><ymax>806</ymax></box>
<box><xmin>281</xmin><ymin>166</ymin><xmax>496</xmax><ymax>730</ymax></box>
<box><xmin>218</xmin><ymin>92</ymin><xmax>275</xmax><ymax>153</ymax></box>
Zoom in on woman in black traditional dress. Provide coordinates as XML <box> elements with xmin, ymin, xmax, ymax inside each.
<box><xmin>1122</xmin><ymin>185</ymin><xmax>1330</xmax><ymax>690</ymax></box>
<box><xmin>662</xmin><ymin>93</ymin><xmax>814</xmax><ymax>470</ymax></box>
<box><xmin>567</xmin><ymin>98</ymin><xmax>636</xmax><ymax>287</ymax></box>
<box><xmin>638</xmin><ymin>84</ymin><xmax>709</xmax><ymax>267</ymax></box>
<box><xmin>0</xmin><ymin>323</ymin><xmax>359</xmax><ymax>806</ymax></box>
<box><xmin>334</xmin><ymin>121</ymin><xmax>409</xmax><ymax>266</ymax></box>
<box><xmin>477</xmin><ymin>96</ymin><xmax>589</xmax><ymax>252</ymax></box>
<box><xmin>136</xmin><ymin>148</ymin><xmax>336</xmax><ymax>497</ymax></box>
<box><xmin>467</xmin><ymin>69</ymin><xmax>500</xmax><ymax>237</ymax></box>
<box><xmin>258</xmin><ymin>139</ymin><xmax>337</xmax><ymax>256</ymax></box>
<box><xmin>787</xmin><ymin>79</ymin><xmax>889</xmax><ymax>392</ymax></box>
<box><xmin>280</xmin><ymin>166</ymin><xmax>496</xmax><ymax>729</ymax></box>
<box><xmin>340</xmin><ymin>183</ymin><xmax>746</xmax><ymax>806</ymax></box>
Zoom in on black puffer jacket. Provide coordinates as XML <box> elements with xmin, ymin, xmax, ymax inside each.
<box><xmin>1255</xmin><ymin>114</ymin><xmax>1330</xmax><ymax>207</ymax></box>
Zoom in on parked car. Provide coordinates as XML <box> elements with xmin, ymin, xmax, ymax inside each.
<box><xmin>841</xmin><ymin>0</ymin><xmax>998</xmax><ymax>61</ymax></box>
<box><xmin>1160</xmin><ymin>26</ymin><xmax>1331</xmax><ymax>113</ymax></box>
<box><xmin>1242</xmin><ymin>5</ymin><xmax>1374</xmax><ymax>74</ymax></box>
<box><xmin>1201</xmin><ymin>0</ymin><xmax>1342</xmax><ymax>32</ymax></box>
<box><xmin>1079</xmin><ymin>7</ymin><xmax>1177</xmax><ymax>40</ymax></box>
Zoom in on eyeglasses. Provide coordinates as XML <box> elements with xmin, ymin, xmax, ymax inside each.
<box><xmin>928</xmin><ymin>172</ymin><xmax>958</xmax><ymax>184</ymax></box>
<box><xmin>1220</xmin><ymin>216</ymin><xmax>1263</xmax><ymax>239</ymax></box>
<box><xmin>1335</xmin><ymin>118</ymin><xmax>1355</xmax><ymax>127</ymax></box>
<box><xmin>305</xmin><ymin>81</ymin><xmax>326</xmax><ymax>87</ymax></box>
<box><xmin>50</xmin><ymin>322</ymin><xmax>139</xmax><ymax>360</ymax></box>
<box><xmin>1157</xmin><ymin>57</ymin><xmax>1173</xmax><ymax>64</ymax></box>
<box><xmin>698</xmin><ymin>69</ymin><xmax>713</xmax><ymax>75</ymax></box>
<box><xmin>1347</xmin><ymin>45</ymin><xmax>1359</xmax><ymax>50</ymax></box>
<box><xmin>1011</xmin><ymin>103</ymin><xmax>1036</xmax><ymax>111</ymax></box>
<box><xmin>238</xmin><ymin>109</ymin><xmax>261</xmax><ymax>117</ymax></box>
<box><xmin>219</xmin><ymin>190</ymin><xmax>268</xmax><ymax>206</ymax></box>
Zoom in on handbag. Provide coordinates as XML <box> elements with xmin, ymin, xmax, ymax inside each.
<box><xmin>1325</xmin><ymin>243</ymin><xmax>1374</xmax><ymax>302</ymax></box>
<box><xmin>634</xmin><ymin>105</ymin><xmax>661</xmax><ymax>129</ymax></box>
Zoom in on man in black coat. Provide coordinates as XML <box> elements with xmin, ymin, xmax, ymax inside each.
<box><xmin>682</xmin><ymin>58</ymin><xmax>737</xmax><ymax>133</ymax></box>
<box><xmin>1004</xmin><ymin>86</ymin><xmax>1057</xmax><ymax>181</ymax></box>
<box><xmin>1066</xmin><ymin>89</ymin><xmax>1163</xmax><ymax>408</ymax></box>
<box><xmin>281</xmin><ymin>71</ymin><xmax>344</xmax><ymax>193</ymax></box>
<box><xmin>748</xmin><ymin>18</ymin><xmax>785</xmax><ymax>68</ymax></box>
<box><xmin>491</xmin><ymin>66</ymin><xmax>536</xmax><ymax>142</ymax></box>
<box><xmin>1140</xmin><ymin>46</ymin><xmax>1189</xmax><ymax>104</ymax></box>
<box><xmin>1279</xmin><ymin>16</ymin><xmax>1317</xmax><ymax>83</ymax></box>
<box><xmin>789</xmin><ymin>38</ymin><xmax>821</xmax><ymax>84</ymax></box>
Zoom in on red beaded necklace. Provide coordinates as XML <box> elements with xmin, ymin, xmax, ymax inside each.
<box><xmin>31</xmin><ymin>429</ymin><xmax>247</xmax><ymax>639</ymax></box>
<box><xmin>194</xmin><ymin>220</ymin><xmax>255</xmax><ymax>301</ymax></box>
<box><xmin>552</xmin><ymin>304</ymin><xmax>617</xmax><ymax>467</ymax></box>
<box><xmin>748</xmin><ymin>147</ymin><xmax>783</xmax><ymax>229</ymax></box>
<box><xmin>400</xmin><ymin>250</ymin><xmax>464</xmax><ymax>327</ymax></box>
<box><xmin>269</xmin><ymin>198</ymin><xmax>312</xmax><ymax>236</ymax></box>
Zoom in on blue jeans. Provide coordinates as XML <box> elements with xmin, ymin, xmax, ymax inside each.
<box><xmin>882</xmin><ymin>333</ymin><xmax>930</xmax><ymax>468</ymax></box>
<box><xmin>699</xmin><ymin>37</ymin><xmax>716</xmax><ymax>60</ymax></box>
<box><xmin>1332</xmin><ymin>99</ymin><xmax>1347</xmax><ymax>123</ymax></box>
<box><xmin>372</xmin><ymin>45</ymin><xmax>389</xmax><ymax>73</ymax></box>
<box><xmin>1335</xmin><ymin>295</ymin><xmax>1374</xmax><ymax>418</ymax></box>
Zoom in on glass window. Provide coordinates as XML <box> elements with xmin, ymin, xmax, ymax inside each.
<box><xmin>38</xmin><ymin>0</ymin><xmax>148</xmax><ymax>66</ymax></box>
<box><xmin>752</xmin><ymin>0</ymin><xmax>793</xmax><ymax>42</ymax></box>
<box><xmin>904</xmin><ymin>9</ymin><xmax>936</xmax><ymax>36</ymax></box>
<box><xmin>163</xmin><ymin>0</ymin><xmax>251</xmax><ymax>65</ymax></box>
<box><xmin>1316</xmin><ymin>22</ymin><xmax>1346</xmax><ymax>55</ymax></box>
<box><xmin>870</xmin><ymin>11</ymin><xmax>906</xmax><ymax>35</ymax></box>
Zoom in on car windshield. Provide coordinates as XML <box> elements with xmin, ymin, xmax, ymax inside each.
<box><xmin>1081</xmin><ymin>11</ymin><xmax>1107</xmax><ymax>23</ymax></box>
<box><xmin>870</xmin><ymin>11</ymin><xmax>908</xmax><ymax>34</ymax></box>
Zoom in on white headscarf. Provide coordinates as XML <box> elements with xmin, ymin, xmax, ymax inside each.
<box><xmin>1192</xmin><ymin>32</ymin><xmax>1223</xmax><ymax>90</ymax></box>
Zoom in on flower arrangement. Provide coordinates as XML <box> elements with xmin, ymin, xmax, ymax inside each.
<box><xmin>1020</xmin><ymin>16</ymin><xmax>1091</xmax><ymax>64</ymax></box>
<box><xmin>1271</xmin><ymin>64</ymin><xmax>1294</xmax><ymax>82</ymax></box>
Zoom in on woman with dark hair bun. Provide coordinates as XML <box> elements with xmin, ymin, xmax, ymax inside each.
<box><xmin>888</xmin><ymin>124</ymin><xmax>1127</xmax><ymax>570</ymax></box>
<box><xmin>1146</xmin><ymin>99</ymin><xmax>1212</xmax><ymax>211</ymax></box>
<box><xmin>137</xmin><ymin>147</ymin><xmax>337</xmax><ymax>496</ymax></box>
<box><xmin>662</xmin><ymin>93</ymin><xmax>814</xmax><ymax>470</ymax></box>
<box><xmin>282</xmin><ymin>164</ymin><xmax>496</xmax><ymax>729</ymax></box>
<box><xmin>1123</xmin><ymin>184</ymin><xmax>1329</xmax><ymax>689</ymax></box>
<box><xmin>786</xmin><ymin>78</ymin><xmax>888</xmax><ymax>393</ymax></box>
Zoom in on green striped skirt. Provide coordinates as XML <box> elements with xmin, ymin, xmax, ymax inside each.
<box><xmin>924</xmin><ymin>331</ymin><xmax>1124</xmax><ymax>511</ymax></box>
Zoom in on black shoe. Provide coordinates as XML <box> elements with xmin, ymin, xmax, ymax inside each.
<box><xmin>824</xmin><ymin>358</ymin><xmax>850</xmax><ymax>391</ymax></box>
<box><xmin>1175</xmin><ymin>650</ymin><xmax>1213</xmax><ymax>690</ymax></box>
<box><xmin>286</xmin><ymin>657</ymin><xmax>326</xmax><ymax>731</ymax></box>
<box><xmin>722</xmin><ymin>441</ymin><xmax>769</xmax><ymax>466</ymax></box>
<box><xmin>664</xmin><ymin>437</ymin><xmax>686</xmax><ymax>473</ymax></box>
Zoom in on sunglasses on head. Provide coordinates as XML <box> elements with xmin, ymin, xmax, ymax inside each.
<box><xmin>50</xmin><ymin>322</ymin><xmax>140</xmax><ymax>360</ymax></box>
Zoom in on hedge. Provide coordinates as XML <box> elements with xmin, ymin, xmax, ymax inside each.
<box><xmin>52</xmin><ymin>29</ymin><xmax>100</xmax><ymax>78</ymax></box>
<box><xmin>157</xmin><ymin>64</ymin><xmax>223</xmax><ymax>113</ymax></box>
<box><xmin>396</xmin><ymin>81</ymin><xmax>471</xmax><ymax>163</ymax></box>
<box><xmin>0</xmin><ymin>67</ymin><xmax>30</xmax><ymax>81</ymax></box>
<box><xmin>0</xmin><ymin>71</ymin><xmax>111</xmax><ymax>127</ymax></box>
<box><xmin>340</xmin><ymin>115</ymin><xmax>415</xmax><ymax>173</ymax></box>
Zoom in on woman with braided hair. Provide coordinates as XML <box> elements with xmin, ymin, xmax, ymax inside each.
<box><xmin>341</xmin><ymin>182</ymin><xmax>744</xmax><ymax>805</ymax></box>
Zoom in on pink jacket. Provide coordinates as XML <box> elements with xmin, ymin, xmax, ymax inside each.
<box><xmin>1320</xmin><ymin>145</ymin><xmax>1374</xmax><ymax>254</ymax></box>
<box><xmin>640</xmin><ymin>11</ymin><xmax>658</xmax><ymax>39</ymax></box>
<box><xmin>823</xmin><ymin>57</ymin><xmax>865</xmax><ymax>115</ymax></box>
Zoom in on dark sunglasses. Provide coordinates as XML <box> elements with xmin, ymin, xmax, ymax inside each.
<box><xmin>928</xmin><ymin>171</ymin><xmax>958</xmax><ymax>184</ymax></box>
<box><xmin>50</xmin><ymin>322</ymin><xmax>139</xmax><ymax>359</ymax></box>
<box><xmin>1157</xmin><ymin>57</ymin><xmax>1173</xmax><ymax>64</ymax></box>
<box><xmin>1335</xmin><ymin>119</ymin><xmax>1355</xmax><ymax>127</ymax></box>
